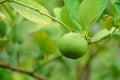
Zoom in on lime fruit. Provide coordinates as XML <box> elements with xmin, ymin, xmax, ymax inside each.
<box><xmin>58</xmin><ymin>32</ymin><xmax>88</xmax><ymax>59</ymax></box>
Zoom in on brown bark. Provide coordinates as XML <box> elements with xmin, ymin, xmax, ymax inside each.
<box><xmin>0</xmin><ymin>62</ymin><xmax>47</xmax><ymax>80</ymax></box>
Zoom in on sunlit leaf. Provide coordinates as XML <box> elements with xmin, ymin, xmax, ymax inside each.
<box><xmin>91</xmin><ymin>28</ymin><xmax>115</xmax><ymax>43</ymax></box>
<box><xmin>79</xmin><ymin>0</ymin><xmax>109</xmax><ymax>27</ymax></box>
<box><xmin>0</xmin><ymin>12</ymin><xmax>6</xmax><ymax>20</ymax></box>
<box><xmin>79</xmin><ymin>0</ymin><xmax>100</xmax><ymax>28</ymax></box>
<box><xmin>10</xmin><ymin>0</ymin><xmax>52</xmax><ymax>26</ymax></box>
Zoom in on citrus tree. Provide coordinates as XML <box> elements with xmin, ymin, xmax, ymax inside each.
<box><xmin>0</xmin><ymin>0</ymin><xmax>120</xmax><ymax>80</ymax></box>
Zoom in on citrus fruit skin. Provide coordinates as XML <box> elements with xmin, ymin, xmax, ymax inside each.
<box><xmin>58</xmin><ymin>32</ymin><xmax>88</xmax><ymax>59</ymax></box>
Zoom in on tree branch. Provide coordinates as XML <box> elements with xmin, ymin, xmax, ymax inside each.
<box><xmin>78</xmin><ymin>40</ymin><xmax>109</xmax><ymax>80</ymax></box>
<box><xmin>0</xmin><ymin>0</ymin><xmax>73</xmax><ymax>31</ymax></box>
<box><xmin>0</xmin><ymin>62</ymin><xmax>47</xmax><ymax>80</ymax></box>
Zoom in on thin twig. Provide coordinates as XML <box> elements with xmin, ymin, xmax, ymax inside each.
<box><xmin>112</xmin><ymin>26</ymin><xmax>119</xmax><ymax>34</ymax></box>
<box><xmin>33</xmin><ymin>56</ymin><xmax>62</xmax><ymax>73</ymax></box>
<box><xmin>0</xmin><ymin>0</ymin><xmax>73</xmax><ymax>31</ymax></box>
<box><xmin>10</xmin><ymin>0</ymin><xmax>73</xmax><ymax>32</ymax></box>
<box><xmin>0</xmin><ymin>62</ymin><xmax>47</xmax><ymax>80</ymax></box>
<box><xmin>89</xmin><ymin>27</ymin><xmax>119</xmax><ymax>44</ymax></box>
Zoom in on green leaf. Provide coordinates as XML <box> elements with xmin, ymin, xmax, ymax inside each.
<box><xmin>60</xmin><ymin>6</ymin><xmax>80</xmax><ymax>31</ymax></box>
<box><xmin>100</xmin><ymin>0</ymin><xmax>109</xmax><ymax>15</ymax></box>
<box><xmin>0</xmin><ymin>12</ymin><xmax>6</xmax><ymax>20</ymax></box>
<box><xmin>9</xmin><ymin>0</ymin><xmax>52</xmax><ymax>26</ymax></box>
<box><xmin>94</xmin><ymin>0</ymin><xmax>109</xmax><ymax>22</ymax></box>
<box><xmin>0</xmin><ymin>19</ymin><xmax>7</xmax><ymax>38</ymax></box>
<box><xmin>113</xmin><ymin>2</ymin><xmax>120</xmax><ymax>26</ymax></box>
<box><xmin>91</xmin><ymin>28</ymin><xmax>115</xmax><ymax>43</ymax></box>
<box><xmin>79</xmin><ymin>0</ymin><xmax>100</xmax><ymax>28</ymax></box>
<box><xmin>114</xmin><ymin>15</ymin><xmax>120</xmax><ymax>26</ymax></box>
<box><xmin>64</xmin><ymin>0</ymin><xmax>82</xmax><ymax>29</ymax></box>
<box><xmin>34</xmin><ymin>0</ymin><xmax>64</xmax><ymax>16</ymax></box>
<box><xmin>34</xmin><ymin>31</ymin><xmax>58</xmax><ymax>55</ymax></box>
<box><xmin>114</xmin><ymin>1</ymin><xmax>120</xmax><ymax>13</ymax></box>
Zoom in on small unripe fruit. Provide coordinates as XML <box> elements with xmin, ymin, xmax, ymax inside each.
<box><xmin>58</xmin><ymin>32</ymin><xmax>88</xmax><ymax>59</ymax></box>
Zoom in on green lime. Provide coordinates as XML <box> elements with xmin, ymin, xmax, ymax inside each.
<box><xmin>58</xmin><ymin>32</ymin><xmax>88</xmax><ymax>59</ymax></box>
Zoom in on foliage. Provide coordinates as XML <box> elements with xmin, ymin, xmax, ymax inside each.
<box><xmin>0</xmin><ymin>0</ymin><xmax>120</xmax><ymax>80</ymax></box>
